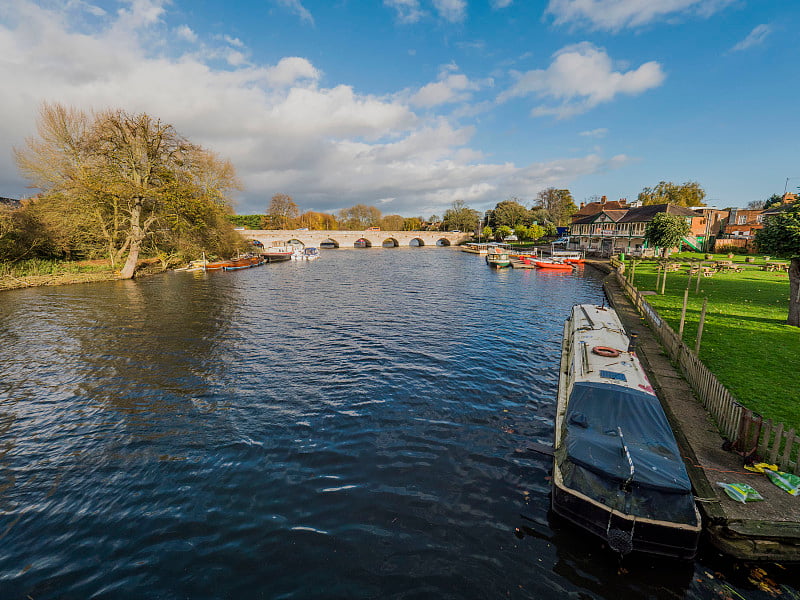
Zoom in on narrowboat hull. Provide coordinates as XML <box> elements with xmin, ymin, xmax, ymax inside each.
<box><xmin>551</xmin><ymin>477</ymin><xmax>701</xmax><ymax>559</ymax></box>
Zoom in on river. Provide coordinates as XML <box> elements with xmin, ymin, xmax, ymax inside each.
<box><xmin>0</xmin><ymin>249</ymin><xmax>793</xmax><ymax>599</ymax></box>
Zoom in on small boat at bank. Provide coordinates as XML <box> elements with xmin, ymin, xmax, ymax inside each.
<box><xmin>534</xmin><ymin>260</ymin><xmax>574</xmax><ymax>270</ymax></box>
<box><xmin>510</xmin><ymin>257</ymin><xmax>538</xmax><ymax>268</ymax></box>
<box><xmin>461</xmin><ymin>243</ymin><xmax>491</xmax><ymax>254</ymax></box>
<box><xmin>202</xmin><ymin>259</ymin><xmax>235</xmax><ymax>271</ymax></box>
<box><xmin>291</xmin><ymin>247</ymin><xmax>321</xmax><ymax>261</ymax></box>
<box><xmin>553</xmin><ymin>304</ymin><xmax>701</xmax><ymax>559</ymax></box>
<box><xmin>552</xmin><ymin>250</ymin><xmax>585</xmax><ymax>265</ymax></box>
<box><xmin>260</xmin><ymin>246</ymin><xmax>294</xmax><ymax>263</ymax></box>
<box><xmin>223</xmin><ymin>255</ymin><xmax>263</xmax><ymax>270</ymax></box>
<box><xmin>486</xmin><ymin>250</ymin><xmax>511</xmax><ymax>268</ymax></box>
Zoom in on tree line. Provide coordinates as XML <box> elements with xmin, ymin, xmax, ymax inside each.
<box><xmin>235</xmin><ymin>188</ymin><xmax>580</xmax><ymax>243</ymax></box>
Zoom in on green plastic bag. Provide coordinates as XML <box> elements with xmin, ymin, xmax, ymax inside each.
<box><xmin>717</xmin><ymin>482</ymin><xmax>764</xmax><ymax>503</ymax></box>
<box><xmin>765</xmin><ymin>470</ymin><xmax>800</xmax><ymax>496</ymax></box>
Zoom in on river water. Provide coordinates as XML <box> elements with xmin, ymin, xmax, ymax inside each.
<box><xmin>0</xmin><ymin>249</ymin><xmax>793</xmax><ymax>599</ymax></box>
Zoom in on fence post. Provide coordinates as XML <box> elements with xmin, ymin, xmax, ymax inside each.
<box><xmin>678</xmin><ymin>287</ymin><xmax>689</xmax><ymax>339</ymax></box>
<box><xmin>695</xmin><ymin>297</ymin><xmax>708</xmax><ymax>355</ymax></box>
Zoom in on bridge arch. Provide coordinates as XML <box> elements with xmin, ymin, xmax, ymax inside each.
<box><xmin>436</xmin><ymin>238</ymin><xmax>451</xmax><ymax>247</ymax></box>
<box><xmin>287</xmin><ymin>238</ymin><xmax>304</xmax><ymax>247</ymax></box>
<box><xmin>355</xmin><ymin>237</ymin><xmax>372</xmax><ymax>248</ymax></box>
<box><xmin>409</xmin><ymin>237</ymin><xmax>425</xmax><ymax>247</ymax></box>
<box><xmin>320</xmin><ymin>238</ymin><xmax>339</xmax><ymax>249</ymax></box>
<box><xmin>382</xmin><ymin>238</ymin><xmax>399</xmax><ymax>248</ymax></box>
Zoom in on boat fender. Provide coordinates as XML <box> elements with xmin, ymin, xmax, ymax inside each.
<box><xmin>592</xmin><ymin>346</ymin><xmax>620</xmax><ymax>358</ymax></box>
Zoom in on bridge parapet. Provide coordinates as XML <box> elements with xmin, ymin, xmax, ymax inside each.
<box><xmin>239</xmin><ymin>230</ymin><xmax>472</xmax><ymax>248</ymax></box>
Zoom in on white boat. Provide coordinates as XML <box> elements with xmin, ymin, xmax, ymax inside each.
<box><xmin>552</xmin><ymin>304</ymin><xmax>701</xmax><ymax>558</ymax></box>
<box><xmin>292</xmin><ymin>247</ymin><xmax>320</xmax><ymax>261</ymax></box>
<box><xmin>461</xmin><ymin>243</ymin><xmax>491</xmax><ymax>254</ymax></box>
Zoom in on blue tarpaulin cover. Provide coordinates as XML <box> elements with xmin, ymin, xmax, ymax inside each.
<box><xmin>558</xmin><ymin>381</ymin><xmax>697</xmax><ymax>522</ymax></box>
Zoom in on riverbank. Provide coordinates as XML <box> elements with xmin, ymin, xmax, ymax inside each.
<box><xmin>589</xmin><ymin>259</ymin><xmax>800</xmax><ymax>562</ymax></box>
<box><xmin>0</xmin><ymin>259</ymin><xmax>169</xmax><ymax>291</ymax></box>
<box><xmin>0</xmin><ymin>271</ymin><xmax>118</xmax><ymax>291</ymax></box>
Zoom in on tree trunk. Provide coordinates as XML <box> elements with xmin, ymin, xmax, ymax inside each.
<box><xmin>119</xmin><ymin>200</ymin><xmax>143</xmax><ymax>280</ymax></box>
<box><xmin>789</xmin><ymin>258</ymin><xmax>800</xmax><ymax>327</ymax></box>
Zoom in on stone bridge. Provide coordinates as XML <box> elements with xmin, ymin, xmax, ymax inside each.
<box><xmin>239</xmin><ymin>230</ymin><xmax>472</xmax><ymax>249</ymax></box>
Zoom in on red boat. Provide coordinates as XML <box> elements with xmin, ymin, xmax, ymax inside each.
<box><xmin>203</xmin><ymin>259</ymin><xmax>235</xmax><ymax>270</ymax></box>
<box><xmin>223</xmin><ymin>256</ymin><xmax>264</xmax><ymax>270</ymax></box>
<box><xmin>535</xmin><ymin>260</ymin><xmax>575</xmax><ymax>270</ymax></box>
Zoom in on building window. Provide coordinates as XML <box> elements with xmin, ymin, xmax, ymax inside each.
<box><xmin>738</xmin><ymin>215</ymin><xmax>746</xmax><ymax>225</ymax></box>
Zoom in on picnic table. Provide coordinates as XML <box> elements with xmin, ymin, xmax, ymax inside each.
<box><xmin>687</xmin><ymin>264</ymin><xmax>714</xmax><ymax>277</ymax></box>
<box><xmin>715</xmin><ymin>260</ymin><xmax>742</xmax><ymax>273</ymax></box>
<box><xmin>762</xmin><ymin>261</ymin><xmax>789</xmax><ymax>272</ymax></box>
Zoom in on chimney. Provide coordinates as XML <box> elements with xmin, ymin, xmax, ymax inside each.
<box><xmin>600</xmin><ymin>195</ymin><xmax>607</xmax><ymax>205</ymax></box>
<box><xmin>579</xmin><ymin>202</ymin><xmax>585</xmax><ymax>209</ymax></box>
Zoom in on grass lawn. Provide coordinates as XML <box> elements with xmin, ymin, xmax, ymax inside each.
<box><xmin>622</xmin><ymin>254</ymin><xmax>800</xmax><ymax>431</ymax></box>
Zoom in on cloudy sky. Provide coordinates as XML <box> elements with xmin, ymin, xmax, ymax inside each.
<box><xmin>0</xmin><ymin>0</ymin><xmax>797</xmax><ymax>217</ymax></box>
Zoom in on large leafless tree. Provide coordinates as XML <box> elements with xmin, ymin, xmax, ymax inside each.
<box><xmin>15</xmin><ymin>103</ymin><xmax>240</xmax><ymax>278</ymax></box>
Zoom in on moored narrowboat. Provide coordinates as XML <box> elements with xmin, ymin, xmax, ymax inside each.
<box><xmin>553</xmin><ymin>304</ymin><xmax>701</xmax><ymax>559</ymax></box>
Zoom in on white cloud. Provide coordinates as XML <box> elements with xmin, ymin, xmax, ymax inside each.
<box><xmin>433</xmin><ymin>0</ymin><xmax>467</xmax><ymax>23</ymax></box>
<box><xmin>222</xmin><ymin>35</ymin><xmax>244</xmax><ymax>48</ymax></box>
<box><xmin>275</xmin><ymin>0</ymin><xmax>314</xmax><ymax>25</ymax></box>
<box><xmin>580</xmin><ymin>128</ymin><xmax>608</xmax><ymax>138</ymax></box>
<box><xmin>0</xmin><ymin>1</ymin><xmax>631</xmax><ymax>215</ymax></box>
<box><xmin>409</xmin><ymin>67</ymin><xmax>490</xmax><ymax>108</ymax></box>
<box><xmin>546</xmin><ymin>0</ymin><xmax>735</xmax><ymax>31</ymax></box>
<box><xmin>175</xmin><ymin>24</ymin><xmax>197</xmax><ymax>43</ymax></box>
<box><xmin>384</xmin><ymin>0</ymin><xmax>425</xmax><ymax>24</ymax></box>
<box><xmin>66</xmin><ymin>1</ymin><xmax>107</xmax><ymax>17</ymax></box>
<box><xmin>731</xmin><ymin>24</ymin><xmax>772</xmax><ymax>52</ymax></box>
<box><xmin>264</xmin><ymin>57</ymin><xmax>321</xmax><ymax>87</ymax></box>
<box><xmin>491</xmin><ymin>0</ymin><xmax>513</xmax><ymax>8</ymax></box>
<box><xmin>498</xmin><ymin>43</ymin><xmax>665</xmax><ymax>118</ymax></box>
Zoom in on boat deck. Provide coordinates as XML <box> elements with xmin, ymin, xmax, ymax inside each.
<box><xmin>596</xmin><ymin>260</ymin><xmax>800</xmax><ymax>561</ymax></box>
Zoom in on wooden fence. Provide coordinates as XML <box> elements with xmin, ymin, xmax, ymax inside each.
<box><xmin>609</xmin><ymin>259</ymin><xmax>800</xmax><ymax>473</ymax></box>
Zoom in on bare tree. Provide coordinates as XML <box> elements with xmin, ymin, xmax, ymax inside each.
<box><xmin>267</xmin><ymin>193</ymin><xmax>300</xmax><ymax>229</ymax></box>
<box><xmin>15</xmin><ymin>103</ymin><xmax>241</xmax><ymax>278</ymax></box>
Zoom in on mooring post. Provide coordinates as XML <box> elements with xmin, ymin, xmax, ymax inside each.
<box><xmin>678</xmin><ymin>287</ymin><xmax>689</xmax><ymax>339</ymax></box>
<box><xmin>655</xmin><ymin>263</ymin><xmax>662</xmax><ymax>293</ymax></box>
<box><xmin>695</xmin><ymin>297</ymin><xmax>708</xmax><ymax>355</ymax></box>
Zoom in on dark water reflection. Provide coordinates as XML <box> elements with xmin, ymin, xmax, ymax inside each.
<box><xmin>0</xmin><ymin>249</ymin><xmax>794</xmax><ymax>599</ymax></box>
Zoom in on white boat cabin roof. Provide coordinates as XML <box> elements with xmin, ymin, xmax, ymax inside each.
<box><xmin>568</xmin><ymin>304</ymin><xmax>654</xmax><ymax>395</ymax></box>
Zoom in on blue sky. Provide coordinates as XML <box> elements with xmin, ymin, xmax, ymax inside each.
<box><xmin>1</xmin><ymin>0</ymin><xmax>798</xmax><ymax>217</ymax></box>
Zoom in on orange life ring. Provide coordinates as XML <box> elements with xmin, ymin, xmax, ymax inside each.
<box><xmin>592</xmin><ymin>346</ymin><xmax>620</xmax><ymax>358</ymax></box>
